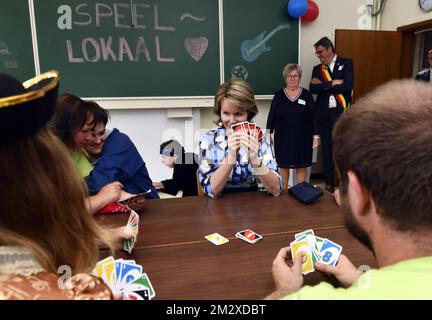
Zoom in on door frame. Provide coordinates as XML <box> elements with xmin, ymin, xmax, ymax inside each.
<box><xmin>397</xmin><ymin>19</ymin><xmax>432</xmax><ymax>78</ymax></box>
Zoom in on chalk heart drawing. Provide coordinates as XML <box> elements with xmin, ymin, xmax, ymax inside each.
<box><xmin>184</xmin><ymin>37</ymin><xmax>208</xmax><ymax>61</ymax></box>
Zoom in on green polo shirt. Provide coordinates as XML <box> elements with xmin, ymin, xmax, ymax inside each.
<box><xmin>70</xmin><ymin>150</ymin><xmax>93</xmax><ymax>178</ymax></box>
<box><xmin>283</xmin><ymin>256</ymin><xmax>432</xmax><ymax>299</ymax></box>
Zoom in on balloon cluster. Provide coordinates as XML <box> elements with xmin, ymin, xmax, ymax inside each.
<box><xmin>287</xmin><ymin>0</ymin><xmax>319</xmax><ymax>23</ymax></box>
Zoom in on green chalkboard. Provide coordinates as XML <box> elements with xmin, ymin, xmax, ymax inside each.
<box><xmin>0</xmin><ymin>0</ymin><xmax>35</xmax><ymax>81</ymax></box>
<box><xmin>34</xmin><ymin>0</ymin><xmax>220</xmax><ymax>97</ymax></box>
<box><xmin>224</xmin><ymin>0</ymin><xmax>299</xmax><ymax>96</ymax></box>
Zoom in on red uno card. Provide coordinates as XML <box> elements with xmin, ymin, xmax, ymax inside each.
<box><xmin>231</xmin><ymin>122</ymin><xmax>247</xmax><ymax>133</ymax></box>
<box><xmin>235</xmin><ymin>229</ymin><xmax>263</xmax><ymax>244</ymax></box>
<box><xmin>248</xmin><ymin>123</ymin><xmax>256</xmax><ymax>133</ymax></box>
<box><xmin>242</xmin><ymin>122</ymin><xmax>250</xmax><ymax>134</ymax></box>
<box><xmin>255</xmin><ymin>126</ymin><xmax>263</xmax><ymax>142</ymax></box>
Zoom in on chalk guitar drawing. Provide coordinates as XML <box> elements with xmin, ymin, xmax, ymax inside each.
<box><xmin>241</xmin><ymin>24</ymin><xmax>290</xmax><ymax>62</ymax></box>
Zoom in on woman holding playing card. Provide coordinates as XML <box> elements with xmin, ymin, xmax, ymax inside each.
<box><xmin>266</xmin><ymin>64</ymin><xmax>319</xmax><ymax>190</ymax></box>
<box><xmin>198</xmin><ymin>78</ymin><xmax>281</xmax><ymax>198</ymax></box>
<box><xmin>0</xmin><ymin>71</ymin><xmax>118</xmax><ymax>299</ymax></box>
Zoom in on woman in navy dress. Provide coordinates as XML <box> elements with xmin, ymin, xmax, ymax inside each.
<box><xmin>267</xmin><ymin>64</ymin><xmax>319</xmax><ymax>190</ymax></box>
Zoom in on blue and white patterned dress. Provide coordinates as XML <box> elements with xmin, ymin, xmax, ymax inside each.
<box><xmin>198</xmin><ymin>127</ymin><xmax>282</xmax><ymax>198</ymax></box>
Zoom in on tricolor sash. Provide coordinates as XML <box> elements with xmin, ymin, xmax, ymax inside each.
<box><xmin>320</xmin><ymin>64</ymin><xmax>351</xmax><ymax>111</ymax></box>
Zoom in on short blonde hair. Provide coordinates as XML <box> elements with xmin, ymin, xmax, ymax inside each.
<box><xmin>282</xmin><ymin>63</ymin><xmax>303</xmax><ymax>78</ymax></box>
<box><xmin>213</xmin><ymin>78</ymin><xmax>258</xmax><ymax>125</ymax></box>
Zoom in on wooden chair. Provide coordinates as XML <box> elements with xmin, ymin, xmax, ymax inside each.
<box><xmin>196</xmin><ymin>169</ymin><xmax>205</xmax><ymax>196</ymax></box>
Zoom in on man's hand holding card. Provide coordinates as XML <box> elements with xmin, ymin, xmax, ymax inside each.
<box><xmin>289</xmin><ymin>229</ymin><xmax>343</xmax><ymax>275</ymax></box>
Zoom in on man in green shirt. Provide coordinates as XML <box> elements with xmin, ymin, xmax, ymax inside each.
<box><xmin>265</xmin><ymin>79</ymin><xmax>432</xmax><ymax>299</ymax></box>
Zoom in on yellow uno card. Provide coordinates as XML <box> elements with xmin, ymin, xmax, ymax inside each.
<box><xmin>290</xmin><ymin>239</ymin><xmax>315</xmax><ymax>275</ymax></box>
<box><xmin>102</xmin><ymin>261</ymin><xmax>116</xmax><ymax>286</ymax></box>
<box><xmin>93</xmin><ymin>256</ymin><xmax>115</xmax><ymax>278</ymax></box>
<box><xmin>205</xmin><ymin>233</ymin><xmax>229</xmax><ymax>246</ymax></box>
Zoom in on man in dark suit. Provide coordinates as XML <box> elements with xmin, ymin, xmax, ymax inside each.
<box><xmin>309</xmin><ymin>37</ymin><xmax>354</xmax><ymax>193</ymax></box>
<box><xmin>415</xmin><ymin>49</ymin><xmax>432</xmax><ymax>82</ymax></box>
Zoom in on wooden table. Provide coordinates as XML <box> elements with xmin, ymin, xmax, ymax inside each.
<box><xmin>97</xmin><ymin>191</ymin><xmax>376</xmax><ymax>299</ymax></box>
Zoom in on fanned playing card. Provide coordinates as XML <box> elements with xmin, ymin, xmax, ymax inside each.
<box><xmin>93</xmin><ymin>257</ymin><xmax>156</xmax><ymax>300</ymax></box>
<box><xmin>290</xmin><ymin>239</ymin><xmax>315</xmax><ymax>275</ymax></box>
<box><xmin>319</xmin><ymin>239</ymin><xmax>343</xmax><ymax>266</ymax></box>
<box><xmin>289</xmin><ymin>229</ymin><xmax>343</xmax><ymax>274</ymax></box>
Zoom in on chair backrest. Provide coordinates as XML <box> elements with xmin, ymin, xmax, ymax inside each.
<box><xmin>196</xmin><ymin>169</ymin><xmax>205</xmax><ymax>196</ymax></box>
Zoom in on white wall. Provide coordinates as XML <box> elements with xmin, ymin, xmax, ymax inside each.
<box><xmin>379</xmin><ymin>1</ymin><xmax>432</xmax><ymax>30</ymax></box>
<box><xmin>96</xmin><ymin>105</ymin><xmax>201</xmax><ymax>182</ymax></box>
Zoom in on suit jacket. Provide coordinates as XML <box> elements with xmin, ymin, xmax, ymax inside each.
<box><xmin>309</xmin><ymin>56</ymin><xmax>354</xmax><ymax>124</ymax></box>
<box><xmin>415</xmin><ymin>68</ymin><xmax>431</xmax><ymax>82</ymax></box>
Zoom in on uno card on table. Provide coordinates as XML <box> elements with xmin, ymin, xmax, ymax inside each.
<box><xmin>290</xmin><ymin>239</ymin><xmax>315</xmax><ymax>275</ymax></box>
<box><xmin>205</xmin><ymin>233</ymin><xmax>229</xmax><ymax>246</ymax></box>
<box><xmin>319</xmin><ymin>239</ymin><xmax>343</xmax><ymax>266</ymax></box>
<box><xmin>235</xmin><ymin>229</ymin><xmax>263</xmax><ymax>244</ymax></box>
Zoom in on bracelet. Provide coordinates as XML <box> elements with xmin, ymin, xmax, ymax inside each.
<box><xmin>313</xmin><ymin>135</ymin><xmax>320</xmax><ymax>139</ymax></box>
<box><xmin>252</xmin><ymin>164</ymin><xmax>269</xmax><ymax>176</ymax></box>
<box><xmin>251</xmin><ymin>160</ymin><xmax>263</xmax><ymax>169</ymax></box>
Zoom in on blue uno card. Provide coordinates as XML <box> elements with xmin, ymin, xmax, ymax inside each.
<box><xmin>118</xmin><ymin>262</ymin><xmax>142</xmax><ymax>290</ymax></box>
<box><xmin>319</xmin><ymin>239</ymin><xmax>342</xmax><ymax>266</ymax></box>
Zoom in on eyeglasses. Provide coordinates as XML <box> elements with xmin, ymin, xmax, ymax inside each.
<box><xmin>286</xmin><ymin>75</ymin><xmax>299</xmax><ymax>79</ymax></box>
<box><xmin>315</xmin><ymin>49</ymin><xmax>325</xmax><ymax>56</ymax></box>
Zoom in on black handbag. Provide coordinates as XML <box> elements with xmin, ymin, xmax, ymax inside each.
<box><xmin>288</xmin><ymin>182</ymin><xmax>323</xmax><ymax>204</ymax></box>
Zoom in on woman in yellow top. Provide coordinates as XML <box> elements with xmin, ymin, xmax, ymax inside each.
<box><xmin>52</xmin><ymin>93</ymin><xmax>131</xmax><ymax>213</ymax></box>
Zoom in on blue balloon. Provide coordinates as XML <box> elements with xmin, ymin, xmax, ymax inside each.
<box><xmin>287</xmin><ymin>0</ymin><xmax>308</xmax><ymax>18</ymax></box>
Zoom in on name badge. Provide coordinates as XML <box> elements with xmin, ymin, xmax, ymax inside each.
<box><xmin>298</xmin><ymin>99</ymin><xmax>306</xmax><ymax>105</ymax></box>
<box><xmin>338</xmin><ymin>65</ymin><xmax>344</xmax><ymax>71</ymax></box>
